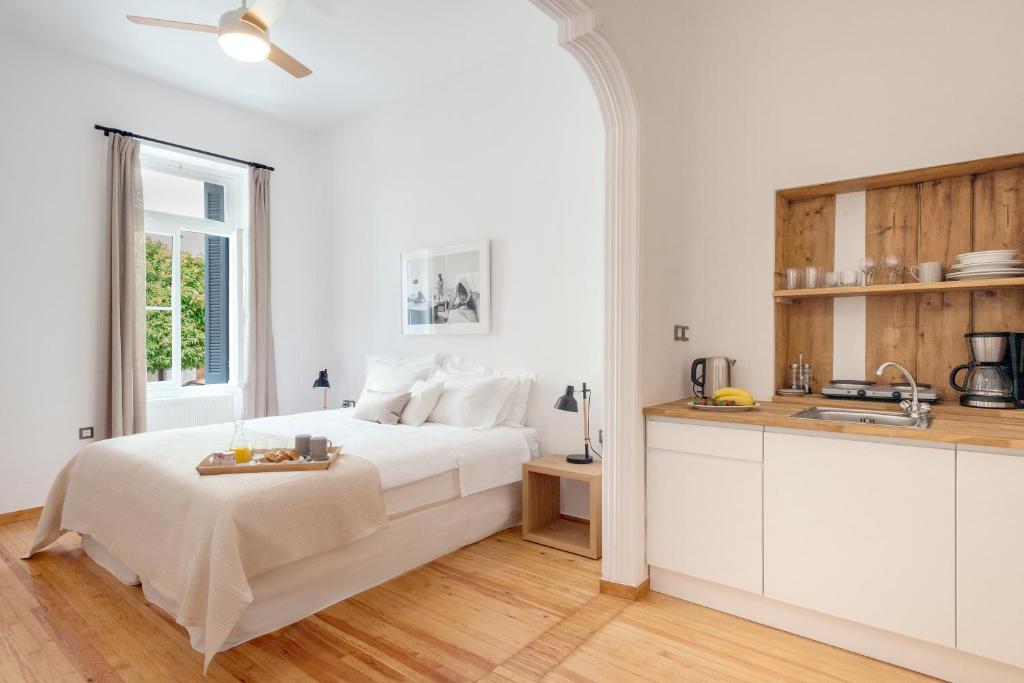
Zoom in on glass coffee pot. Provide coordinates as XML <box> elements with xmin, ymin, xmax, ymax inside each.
<box><xmin>949</xmin><ymin>332</ymin><xmax>1017</xmax><ymax>408</ymax></box>
<box><xmin>949</xmin><ymin>363</ymin><xmax>1014</xmax><ymax>397</ymax></box>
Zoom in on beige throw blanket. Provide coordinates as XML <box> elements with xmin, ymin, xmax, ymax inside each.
<box><xmin>26</xmin><ymin>424</ymin><xmax>386</xmax><ymax>671</ymax></box>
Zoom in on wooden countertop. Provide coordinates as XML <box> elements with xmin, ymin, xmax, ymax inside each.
<box><xmin>644</xmin><ymin>398</ymin><xmax>1024</xmax><ymax>450</ymax></box>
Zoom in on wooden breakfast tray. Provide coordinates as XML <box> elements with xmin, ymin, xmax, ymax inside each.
<box><xmin>196</xmin><ymin>446</ymin><xmax>341</xmax><ymax>475</ymax></box>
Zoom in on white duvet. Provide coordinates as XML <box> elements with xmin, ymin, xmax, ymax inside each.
<box><xmin>26</xmin><ymin>408</ymin><xmax>539</xmax><ymax>671</ymax></box>
<box><xmin>243</xmin><ymin>408</ymin><xmax>539</xmax><ymax>495</ymax></box>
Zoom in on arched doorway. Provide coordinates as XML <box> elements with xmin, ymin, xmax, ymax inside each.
<box><xmin>531</xmin><ymin>0</ymin><xmax>645</xmax><ymax>591</ymax></box>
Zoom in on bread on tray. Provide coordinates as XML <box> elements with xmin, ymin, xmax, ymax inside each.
<box><xmin>257</xmin><ymin>448</ymin><xmax>301</xmax><ymax>464</ymax></box>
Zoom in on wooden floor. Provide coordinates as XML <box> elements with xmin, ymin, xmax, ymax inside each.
<box><xmin>0</xmin><ymin>517</ymin><xmax>934</xmax><ymax>682</ymax></box>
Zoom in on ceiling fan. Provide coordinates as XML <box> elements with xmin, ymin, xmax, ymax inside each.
<box><xmin>127</xmin><ymin>0</ymin><xmax>312</xmax><ymax>78</ymax></box>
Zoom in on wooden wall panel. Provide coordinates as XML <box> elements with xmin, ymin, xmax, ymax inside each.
<box><xmin>779</xmin><ymin>196</ymin><xmax>834</xmax><ymax>391</ymax></box>
<box><xmin>972</xmin><ymin>168</ymin><xmax>1024</xmax><ymax>331</ymax></box>
<box><xmin>775</xmin><ymin>158</ymin><xmax>1024</xmax><ymax>401</ymax></box>
<box><xmin>866</xmin><ymin>186</ymin><xmax>920</xmax><ymax>384</ymax></box>
<box><xmin>917</xmin><ymin>177</ymin><xmax>973</xmax><ymax>398</ymax></box>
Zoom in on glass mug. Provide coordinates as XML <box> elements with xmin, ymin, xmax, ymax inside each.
<box><xmin>785</xmin><ymin>267</ymin><xmax>802</xmax><ymax>290</ymax></box>
<box><xmin>804</xmin><ymin>266</ymin><xmax>821</xmax><ymax>289</ymax></box>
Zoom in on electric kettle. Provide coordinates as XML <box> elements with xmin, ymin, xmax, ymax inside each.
<box><xmin>691</xmin><ymin>356</ymin><xmax>736</xmax><ymax>398</ymax></box>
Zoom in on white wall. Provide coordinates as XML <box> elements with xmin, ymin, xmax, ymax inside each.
<box><xmin>0</xmin><ymin>29</ymin><xmax>329</xmax><ymax>514</ymax></box>
<box><xmin>319</xmin><ymin>40</ymin><xmax>605</xmax><ymax>512</ymax></box>
<box><xmin>590</xmin><ymin>0</ymin><xmax>1024</xmax><ymax>405</ymax></box>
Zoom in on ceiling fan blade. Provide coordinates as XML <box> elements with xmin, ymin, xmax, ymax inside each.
<box><xmin>126</xmin><ymin>15</ymin><xmax>218</xmax><ymax>33</ymax></box>
<box><xmin>267</xmin><ymin>43</ymin><xmax>312</xmax><ymax>78</ymax></box>
<box><xmin>243</xmin><ymin>0</ymin><xmax>292</xmax><ymax>29</ymax></box>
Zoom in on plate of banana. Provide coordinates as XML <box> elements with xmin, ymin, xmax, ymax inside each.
<box><xmin>689</xmin><ymin>387</ymin><xmax>759</xmax><ymax>411</ymax></box>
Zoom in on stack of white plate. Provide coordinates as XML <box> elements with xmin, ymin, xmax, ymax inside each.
<box><xmin>947</xmin><ymin>250</ymin><xmax>1024</xmax><ymax>280</ymax></box>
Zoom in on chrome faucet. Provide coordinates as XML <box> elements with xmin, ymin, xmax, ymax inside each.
<box><xmin>876</xmin><ymin>362</ymin><xmax>932</xmax><ymax>420</ymax></box>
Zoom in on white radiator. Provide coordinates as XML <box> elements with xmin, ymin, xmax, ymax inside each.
<box><xmin>146</xmin><ymin>392</ymin><xmax>238</xmax><ymax>432</ymax></box>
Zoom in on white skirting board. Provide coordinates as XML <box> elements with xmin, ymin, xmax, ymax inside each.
<box><xmin>650</xmin><ymin>567</ymin><xmax>1024</xmax><ymax>683</ymax></box>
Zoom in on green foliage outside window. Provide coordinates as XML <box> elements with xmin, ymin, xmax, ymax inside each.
<box><xmin>146</xmin><ymin>236</ymin><xmax>206</xmax><ymax>376</ymax></box>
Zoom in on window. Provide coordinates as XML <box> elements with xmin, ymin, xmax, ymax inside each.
<box><xmin>142</xmin><ymin>150</ymin><xmax>245</xmax><ymax>392</ymax></box>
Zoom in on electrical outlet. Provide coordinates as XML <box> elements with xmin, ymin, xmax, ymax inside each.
<box><xmin>598</xmin><ymin>429</ymin><xmax>603</xmax><ymax>444</ymax></box>
<box><xmin>673</xmin><ymin>324</ymin><xmax>690</xmax><ymax>341</ymax></box>
<box><xmin>341</xmin><ymin>399</ymin><xmax>356</xmax><ymax>408</ymax></box>
<box><xmin>78</xmin><ymin>426</ymin><xmax>94</xmax><ymax>440</ymax></box>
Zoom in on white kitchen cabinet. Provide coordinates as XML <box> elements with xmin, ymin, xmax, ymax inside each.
<box><xmin>957</xmin><ymin>448</ymin><xmax>1024</xmax><ymax>669</ymax></box>
<box><xmin>763</xmin><ymin>431</ymin><xmax>955</xmax><ymax>647</ymax></box>
<box><xmin>647</xmin><ymin>419</ymin><xmax>762</xmax><ymax>594</ymax></box>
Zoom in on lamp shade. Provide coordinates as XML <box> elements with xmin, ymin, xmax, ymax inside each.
<box><xmin>313</xmin><ymin>369</ymin><xmax>330</xmax><ymax>389</ymax></box>
<box><xmin>554</xmin><ymin>385</ymin><xmax>578</xmax><ymax>412</ymax></box>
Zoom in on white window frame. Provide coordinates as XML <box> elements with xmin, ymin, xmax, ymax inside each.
<box><xmin>141</xmin><ymin>146</ymin><xmax>248</xmax><ymax>398</ymax></box>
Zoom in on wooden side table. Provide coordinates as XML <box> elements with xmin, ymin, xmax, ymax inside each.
<box><xmin>522</xmin><ymin>454</ymin><xmax>601</xmax><ymax>559</ymax></box>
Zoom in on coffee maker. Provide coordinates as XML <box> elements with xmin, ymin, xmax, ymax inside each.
<box><xmin>949</xmin><ymin>332</ymin><xmax>1024</xmax><ymax>409</ymax></box>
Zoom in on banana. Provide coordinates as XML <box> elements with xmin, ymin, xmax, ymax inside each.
<box><xmin>716</xmin><ymin>394</ymin><xmax>754</xmax><ymax>406</ymax></box>
<box><xmin>713</xmin><ymin>387</ymin><xmax>753</xmax><ymax>401</ymax></box>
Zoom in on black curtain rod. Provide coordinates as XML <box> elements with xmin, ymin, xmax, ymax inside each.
<box><xmin>94</xmin><ymin>124</ymin><xmax>274</xmax><ymax>172</ymax></box>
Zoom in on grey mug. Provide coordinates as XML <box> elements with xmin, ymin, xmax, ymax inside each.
<box><xmin>309</xmin><ymin>436</ymin><xmax>333</xmax><ymax>461</ymax></box>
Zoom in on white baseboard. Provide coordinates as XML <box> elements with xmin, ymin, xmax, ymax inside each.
<box><xmin>650</xmin><ymin>566</ymin><xmax>1024</xmax><ymax>683</ymax></box>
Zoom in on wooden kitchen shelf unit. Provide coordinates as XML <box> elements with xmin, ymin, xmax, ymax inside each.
<box><xmin>774</xmin><ymin>150</ymin><xmax>1024</xmax><ymax>400</ymax></box>
<box><xmin>774</xmin><ymin>277</ymin><xmax>1024</xmax><ymax>302</ymax></box>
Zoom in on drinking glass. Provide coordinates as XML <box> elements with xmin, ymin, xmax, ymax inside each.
<box><xmin>785</xmin><ymin>267</ymin><xmax>802</xmax><ymax>290</ymax></box>
<box><xmin>882</xmin><ymin>254</ymin><xmax>904</xmax><ymax>284</ymax></box>
<box><xmin>824</xmin><ymin>271</ymin><xmax>839</xmax><ymax>287</ymax></box>
<box><xmin>840</xmin><ymin>270</ymin><xmax>860</xmax><ymax>287</ymax></box>
<box><xmin>859</xmin><ymin>256</ymin><xmax>878</xmax><ymax>286</ymax></box>
<box><xmin>804</xmin><ymin>266</ymin><xmax>821</xmax><ymax>289</ymax></box>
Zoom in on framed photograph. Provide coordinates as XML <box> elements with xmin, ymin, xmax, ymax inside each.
<box><xmin>402</xmin><ymin>239</ymin><xmax>490</xmax><ymax>335</ymax></box>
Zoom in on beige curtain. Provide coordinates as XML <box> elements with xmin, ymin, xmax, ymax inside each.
<box><xmin>107</xmin><ymin>133</ymin><xmax>147</xmax><ymax>437</ymax></box>
<box><xmin>244</xmin><ymin>168</ymin><xmax>279</xmax><ymax>418</ymax></box>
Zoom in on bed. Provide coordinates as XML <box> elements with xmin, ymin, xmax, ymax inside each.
<box><xmin>26</xmin><ymin>407</ymin><xmax>538</xmax><ymax>669</ymax></box>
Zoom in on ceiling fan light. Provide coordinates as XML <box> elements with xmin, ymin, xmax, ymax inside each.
<box><xmin>217</xmin><ymin>8</ymin><xmax>271</xmax><ymax>62</ymax></box>
<box><xmin>218</xmin><ymin>32</ymin><xmax>270</xmax><ymax>61</ymax></box>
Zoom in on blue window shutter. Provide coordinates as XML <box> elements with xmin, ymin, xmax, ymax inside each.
<box><xmin>204</xmin><ymin>182</ymin><xmax>224</xmax><ymax>221</ymax></box>
<box><xmin>204</xmin><ymin>182</ymin><xmax>229</xmax><ymax>384</ymax></box>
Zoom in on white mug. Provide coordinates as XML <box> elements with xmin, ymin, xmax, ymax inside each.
<box><xmin>910</xmin><ymin>261</ymin><xmax>943</xmax><ymax>283</ymax></box>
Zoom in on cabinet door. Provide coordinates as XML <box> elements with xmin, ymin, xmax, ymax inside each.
<box><xmin>764</xmin><ymin>432</ymin><xmax>955</xmax><ymax>647</ymax></box>
<box><xmin>958</xmin><ymin>449</ymin><xmax>1024</xmax><ymax>668</ymax></box>
<box><xmin>647</xmin><ymin>421</ymin><xmax>763</xmax><ymax>594</ymax></box>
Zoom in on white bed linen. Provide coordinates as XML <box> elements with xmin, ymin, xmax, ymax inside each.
<box><xmin>82</xmin><ymin>482</ymin><xmax>522</xmax><ymax>653</ymax></box>
<box><xmin>81</xmin><ymin>469</ymin><xmax>470</xmax><ymax>587</ymax></box>
<box><xmin>244</xmin><ymin>408</ymin><xmax>538</xmax><ymax>496</ymax></box>
<box><xmin>33</xmin><ymin>408</ymin><xmax>538</xmax><ymax>671</ymax></box>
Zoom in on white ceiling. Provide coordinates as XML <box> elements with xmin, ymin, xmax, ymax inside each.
<box><xmin>0</xmin><ymin>0</ymin><xmax>554</xmax><ymax>131</ymax></box>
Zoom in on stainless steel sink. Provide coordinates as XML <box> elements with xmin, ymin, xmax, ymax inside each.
<box><xmin>791</xmin><ymin>406</ymin><xmax>931</xmax><ymax>429</ymax></box>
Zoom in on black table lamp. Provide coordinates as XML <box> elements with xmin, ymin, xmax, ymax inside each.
<box><xmin>554</xmin><ymin>383</ymin><xmax>593</xmax><ymax>464</ymax></box>
<box><xmin>313</xmin><ymin>369</ymin><xmax>330</xmax><ymax>410</ymax></box>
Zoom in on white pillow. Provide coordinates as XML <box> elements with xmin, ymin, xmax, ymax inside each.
<box><xmin>429</xmin><ymin>376</ymin><xmax>517</xmax><ymax>429</ymax></box>
<box><xmin>442</xmin><ymin>355</ymin><xmax>492</xmax><ymax>377</ymax></box>
<box><xmin>399</xmin><ymin>379</ymin><xmax>444</xmax><ymax>426</ymax></box>
<box><xmin>496</xmin><ymin>371</ymin><xmax>535</xmax><ymax>427</ymax></box>
<box><xmin>353</xmin><ymin>389</ymin><xmax>411</xmax><ymax>425</ymax></box>
<box><xmin>364</xmin><ymin>354</ymin><xmax>439</xmax><ymax>393</ymax></box>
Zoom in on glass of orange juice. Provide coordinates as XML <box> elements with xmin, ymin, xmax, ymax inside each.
<box><xmin>229</xmin><ymin>420</ymin><xmax>252</xmax><ymax>464</ymax></box>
